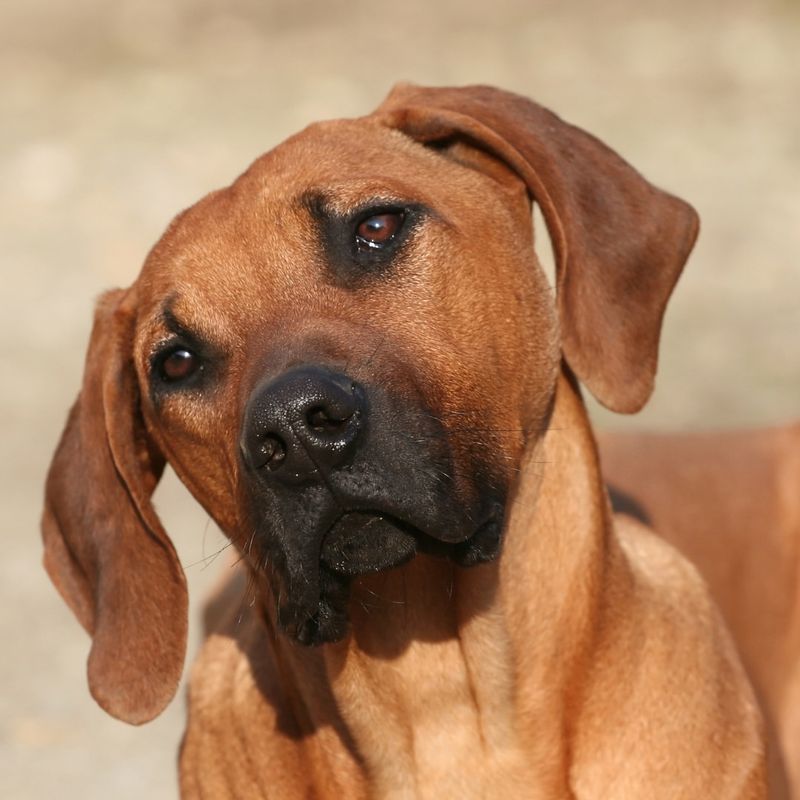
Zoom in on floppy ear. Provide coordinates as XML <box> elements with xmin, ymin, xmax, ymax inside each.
<box><xmin>42</xmin><ymin>288</ymin><xmax>188</xmax><ymax>724</ymax></box>
<box><xmin>375</xmin><ymin>83</ymin><xmax>699</xmax><ymax>413</ymax></box>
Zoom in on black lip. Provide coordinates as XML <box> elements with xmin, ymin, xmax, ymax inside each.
<box><xmin>319</xmin><ymin>510</ymin><xmax>419</xmax><ymax>576</ymax></box>
<box><xmin>318</xmin><ymin>505</ymin><xmax>504</xmax><ymax>577</ymax></box>
<box><xmin>276</xmin><ymin>505</ymin><xmax>505</xmax><ymax>646</ymax></box>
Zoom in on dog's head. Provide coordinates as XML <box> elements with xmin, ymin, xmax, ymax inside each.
<box><xmin>42</xmin><ymin>84</ymin><xmax>697</xmax><ymax>723</ymax></box>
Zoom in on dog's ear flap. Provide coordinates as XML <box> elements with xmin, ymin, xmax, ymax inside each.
<box><xmin>42</xmin><ymin>288</ymin><xmax>188</xmax><ymax>724</ymax></box>
<box><xmin>376</xmin><ymin>83</ymin><xmax>699</xmax><ymax>413</ymax></box>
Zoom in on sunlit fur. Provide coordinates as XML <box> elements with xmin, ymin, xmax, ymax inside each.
<box><xmin>42</xmin><ymin>85</ymin><xmax>771</xmax><ymax>798</ymax></box>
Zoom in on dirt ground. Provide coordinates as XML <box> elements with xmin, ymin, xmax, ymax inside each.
<box><xmin>1</xmin><ymin>0</ymin><xmax>798</xmax><ymax>797</ymax></box>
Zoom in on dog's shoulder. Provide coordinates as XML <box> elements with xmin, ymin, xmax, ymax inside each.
<box><xmin>569</xmin><ymin>514</ymin><xmax>767</xmax><ymax>797</ymax></box>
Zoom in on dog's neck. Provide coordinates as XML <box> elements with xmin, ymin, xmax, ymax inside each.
<box><xmin>271</xmin><ymin>371</ymin><xmax>611</xmax><ymax>798</ymax></box>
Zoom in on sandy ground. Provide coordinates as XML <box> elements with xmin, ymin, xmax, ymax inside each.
<box><xmin>1</xmin><ymin>0</ymin><xmax>798</xmax><ymax>797</ymax></box>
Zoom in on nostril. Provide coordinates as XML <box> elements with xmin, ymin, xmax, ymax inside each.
<box><xmin>259</xmin><ymin>433</ymin><xmax>287</xmax><ymax>469</ymax></box>
<box><xmin>306</xmin><ymin>405</ymin><xmax>353</xmax><ymax>432</ymax></box>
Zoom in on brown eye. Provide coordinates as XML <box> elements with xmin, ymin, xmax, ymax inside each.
<box><xmin>159</xmin><ymin>348</ymin><xmax>199</xmax><ymax>382</ymax></box>
<box><xmin>356</xmin><ymin>211</ymin><xmax>404</xmax><ymax>248</ymax></box>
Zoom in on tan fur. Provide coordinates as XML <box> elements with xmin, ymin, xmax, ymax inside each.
<box><xmin>179</xmin><ymin>376</ymin><xmax>767</xmax><ymax>798</ymax></box>
<box><xmin>43</xmin><ymin>85</ymin><xmax>769</xmax><ymax>797</ymax></box>
<box><xmin>600</xmin><ymin>426</ymin><xmax>800</xmax><ymax>798</ymax></box>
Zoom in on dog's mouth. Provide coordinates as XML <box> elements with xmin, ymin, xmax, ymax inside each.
<box><xmin>270</xmin><ymin>505</ymin><xmax>505</xmax><ymax>647</ymax></box>
<box><xmin>319</xmin><ymin>507</ymin><xmax>504</xmax><ymax>578</ymax></box>
<box><xmin>319</xmin><ymin>511</ymin><xmax>418</xmax><ymax>576</ymax></box>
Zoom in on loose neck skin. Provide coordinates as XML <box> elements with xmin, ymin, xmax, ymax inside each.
<box><xmin>275</xmin><ymin>370</ymin><xmax>613</xmax><ymax>799</ymax></box>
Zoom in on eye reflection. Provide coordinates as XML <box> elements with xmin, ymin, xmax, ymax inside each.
<box><xmin>159</xmin><ymin>348</ymin><xmax>200</xmax><ymax>382</ymax></box>
<box><xmin>356</xmin><ymin>212</ymin><xmax>404</xmax><ymax>248</ymax></box>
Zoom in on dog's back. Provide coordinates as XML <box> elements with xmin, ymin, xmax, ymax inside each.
<box><xmin>599</xmin><ymin>424</ymin><xmax>800</xmax><ymax>797</ymax></box>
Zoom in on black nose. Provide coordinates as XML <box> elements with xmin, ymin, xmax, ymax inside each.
<box><xmin>241</xmin><ymin>366</ymin><xmax>366</xmax><ymax>484</ymax></box>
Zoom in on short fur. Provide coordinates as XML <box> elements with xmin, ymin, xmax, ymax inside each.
<box><xmin>600</xmin><ymin>426</ymin><xmax>800</xmax><ymax>798</ymax></box>
<box><xmin>43</xmin><ymin>84</ymin><xmax>768</xmax><ymax>798</ymax></box>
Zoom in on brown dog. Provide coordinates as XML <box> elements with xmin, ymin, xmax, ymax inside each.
<box><xmin>600</xmin><ymin>425</ymin><xmax>800</xmax><ymax>798</ymax></box>
<box><xmin>43</xmin><ymin>84</ymin><xmax>768</xmax><ymax>798</ymax></box>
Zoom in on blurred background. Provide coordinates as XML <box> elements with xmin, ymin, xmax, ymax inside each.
<box><xmin>1</xmin><ymin>0</ymin><xmax>798</xmax><ymax>796</ymax></box>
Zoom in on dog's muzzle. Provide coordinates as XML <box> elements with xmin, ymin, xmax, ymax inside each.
<box><xmin>239</xmin><ymin>364</ymin><xmax>505</xmax><ymax>644</ymax></box>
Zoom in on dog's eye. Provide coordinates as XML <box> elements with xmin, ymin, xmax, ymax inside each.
<box><xmin>356</xmin><ymin>211</ymin><xmax>404</xmax><ymax>250</ymax></box>
<box><xmin>158</xmin><ymin>347</ymin><xmax>201</xmax><ymax>383</ymax></box>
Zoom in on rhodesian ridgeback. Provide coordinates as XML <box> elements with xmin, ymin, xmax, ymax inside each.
<box><xmin>43</xmin><ymin>84</ymin><xmax>769</xmax><ymax>798</ymax></box>
<box><xmin>600</xmin><ymin>426</ymin><xmax>800</xmax><ymax>798</ymax></box>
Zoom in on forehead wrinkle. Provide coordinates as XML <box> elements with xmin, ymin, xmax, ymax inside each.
<box><xmin>140</xmin><ymin>190</ymin><xmax>309</xmax><ymax>309</ymax></box>
<box><xmin>175</xmin><ymin>291</ymin><xmax>248</xmax><ymax>352</ymax></box>
<box><xmin>138</xmin><ymin>291</ymin><xmax>244</xmax><ymax>360</ymax></box>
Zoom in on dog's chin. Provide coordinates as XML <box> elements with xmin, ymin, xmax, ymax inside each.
<box><xmin>275</xmin><ymin>506</ymin><xmax>505</xmax><ymax>647</ymax></box>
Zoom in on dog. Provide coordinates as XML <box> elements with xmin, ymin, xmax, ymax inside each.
<box><xmin>599</xmin><ymin>425</ymin><xmax>800</xmax><ymax>798</ymax></box>
<box><xmin>43</xmin><ymin>84</ymin><xmax>769</xmax><ymax>798</ymax></box>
